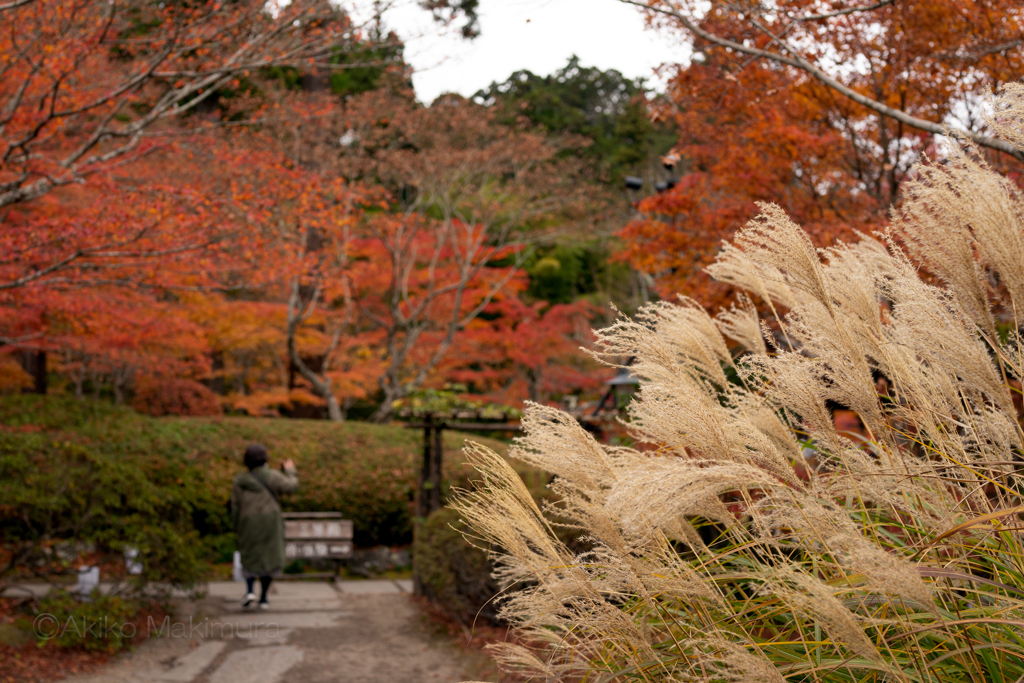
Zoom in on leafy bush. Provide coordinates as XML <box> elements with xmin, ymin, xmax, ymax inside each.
<box><xmin>0</xmin><ymin>394</ymin><xmax>517</xmax><ymax>561</ymax></box>
<box><xmin>131</xmin><ymin>376</ymin><xmax>222</xmax><ymax>417</ymax></box>
<box><xmin>31</xmin><ymin>589</ymin><xmax>138</xmax><ymax>652</ymax></box>
<box><xmin>456</xmin><ymin>89</ymin><xmax>1024</xmax><ymax>681</ymax></box>
<box><xmin>413</xmin><ymin>507</ymin><xmax>503</xmax><ymax>625</ymax></box>
<box><xmin>395</xmin><ymin>386</ymin><xmax>522</xmax><ymax>421</ymax></box>
<box><xmin>296</xmin><ymin>450</ymin><xmax>418</xmax><ymax>547</ymax></box>
<box><xmin>0</xmin><ymin>411</ymin><xmax>215</xmax><ymax>590</ymax></box>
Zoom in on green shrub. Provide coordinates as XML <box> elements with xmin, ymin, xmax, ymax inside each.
<box><xmin>0</xmin><ymin>394</ymin><xmax>520</xmax><ymax>564</ymax></box>
<box><xmin>32</xmin><ymin>589</ymin><xmax>139</xmax><ymax>652</ymax></box>
<box><xmin>291</xmin><ymin>443</ymin><xmax>419</xmax><ymax>547</ymax></box>
<box><xmin>0</xmin><ymin>413</ymin><xmax>215</xmax><ymax>590</ymax></box>
<box><xmin>413</xmin><ymin>507</ymin><xmax>503</xmax><ymax>625</ymax></box>
<box><xmin>201</xmin><ymin>533</ymin><xmax>237</xmax><ymax>564</ymax></box>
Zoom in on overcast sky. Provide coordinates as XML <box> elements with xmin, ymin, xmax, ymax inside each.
<box><xmin>378</xmin><ymin>0</ymin><xmax>691</xmax><ymax>104</ymax></box>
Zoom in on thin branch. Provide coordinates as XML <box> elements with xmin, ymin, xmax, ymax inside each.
<box><xmin>0</xmin><ymin>0</ymin><xmax>34</xmax><ymax>11</ymax></box>
<box><xmin>793</xmin><ymin>0</ymin><xmax>894</xmax><ymax>22</ymax></box>
<box><xmin>619</xmin><ymin>0</ymin><xmax>1024</xmax><ymax>162</ymax></box>
<box><xmin>0</xmin><ymin>249</ymin><xmax>82</xmax><ymax>290</ymax></box>
<box><xmin>0</xmin><ymin>331</ymin><xmax>43</xmax><ymax>347</ymax></box>
<box><xmin>939</xmin><ymin>39</ymin><xmax>1024</xmax><ymax>63</ymax></box>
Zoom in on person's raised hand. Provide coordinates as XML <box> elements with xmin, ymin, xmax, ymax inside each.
<box><xmin>282</xmin><ymin>458</ymin><xmax>296</xmax><ymax>472</ymax></box>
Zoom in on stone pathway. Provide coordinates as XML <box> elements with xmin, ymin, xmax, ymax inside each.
<box><xmin>53</xmin><ymin>580</ymin><xmax>478</xmax><ymax>683</ymax></box>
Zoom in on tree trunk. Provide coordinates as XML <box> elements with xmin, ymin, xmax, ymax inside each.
<box><xmin>210</xmin><ymin>352</ymin><xmax>225</xmax><ymax>395</ymax></box>
<box><xmin>286</xmin><ymin>322</ymin><xmax>343</xmax><ymax>421</ymax></box>
<box><xmin>341</xmin><ymin>396</ymin><xmax>355</xmax><ymax>420</ymax></box>
<box><xmin>112</xmin><ymin>366</ymin><xmax>133</xmax><ymax>405</ymax></box>
<box><xmin>324</xmin><ymin>393</ymin><xmax>343</xmax><ymax>421</ymax></box>
<box><xmin>527</xmin><ymin>368</ymin><xmax>540</xmax><ymax>403</ymax></box>
<box><xmin>289</xmin><ymin>349</ymin><xmax>343</xmax><ymax>421</ymax></box>
<box><xmin>369</xmin><ymin>381</ymin><xmax>400</xmax><ymax>423</ymax></box>
<box><xmin>34</xmin><ymin>351</ymin><xmax>46</xmax><ymax>394</ymax></box>
<box><xmin>20</xmin><ymin>351</ymin><xmax>46</xmax><ymax>395</ymax></box>
<box><xmin>369</xmin><ymin>402</ymin><xmax>393</xmax><ymax>424</ymax></box>
<box><xmin>286</xmin><ymin>283</ymin><xmax>345</xmax><ymax>422</ymax></box>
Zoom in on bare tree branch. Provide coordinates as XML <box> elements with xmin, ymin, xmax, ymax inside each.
<box><xmin>0</xmin><ymin>249</ymin><xmax>82</xmax><ymax>290</ymax></box>
<box><xmin>0</xmin><ymin>0</ymin><xmax>34</xmax><ymax>11</ymax></box>
<box><xmin>939</xmin><ymin>39</ymin><xmax>1024</xmax><ymax>62</ymax></box>
<box><xmin>0</xmin><ymin>331</ymin><xmax>43</xmax><ymax>347</ymax></box>
<box><xmin>794</xmin><ymin>0</ymin><xmax>894</xmax><ymax>22</ymax></box>
<box><xmin>619</xmin><ymin>0</ymin><xmax>1024</xmax><ymax>161</ymax></box>
<box><xmin>0</xmin><ymin>1</ymin><xmax>407</xmax><ymax>210</ymax></box>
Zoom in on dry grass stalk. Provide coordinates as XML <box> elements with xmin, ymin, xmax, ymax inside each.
<box><xmin>454</xmin><ymin>88</ymin><xmax>1024</xmax><ymax>682</ymax></box>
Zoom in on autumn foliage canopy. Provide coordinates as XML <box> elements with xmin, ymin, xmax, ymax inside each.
<box><xmin>0</xmin><ymin>0</ymin><xmax>600</xmax><ymax>417</ymax></box>
<box><xmin>620</xmin><ymin>0</ymin><xmax>1024</xmax><ymax>309</ymax></box>
<box><xmin>4</xmin><ymin>0</ymin><xmax>1024</xmax><ymax>423</ymax></box>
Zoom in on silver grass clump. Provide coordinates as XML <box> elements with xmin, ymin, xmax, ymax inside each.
<box><xmin>716</xmin><ymin>294</ymin><xmax>767</xmax><ymax>356</ymax></box>
<box><xmin>987</xmin><ymin>83</ymin><xmax>1024</xmax><ymax>153</ymax></box>
<box><xmin>454</xmin><ymin>88</ymin><xmax>1024</xmax><ymax>682</ymax></box>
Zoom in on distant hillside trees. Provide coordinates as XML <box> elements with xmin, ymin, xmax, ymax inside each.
<box><xmin>475</xmin><ymin>57</ymin><xmax>677</xmax><ymax>322</ymax></box>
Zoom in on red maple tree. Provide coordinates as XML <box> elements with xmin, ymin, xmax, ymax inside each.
<box><xmin>619</xmin><ymin>0</ymin><xmax>1024</xmax><ymax>310</ymax></box>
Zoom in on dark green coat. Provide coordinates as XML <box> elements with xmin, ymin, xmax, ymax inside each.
<box><xmin>231</xmin><ymin>465</ymin><xmax>299</xmax><ymax>575</ymax></box>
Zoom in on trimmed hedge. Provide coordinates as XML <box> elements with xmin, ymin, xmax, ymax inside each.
<box><xmin>0</xmin><ymin>395</ymin><xmax>512</xmax><ymax>575</ymax></box>
<box><xmin>1</xmin><ymin>409</ymin><xmax>218</xmax><ymax>589</ymax></box>
<box><xmin>413</xmin><ymin>507</ymin><xmax>503</xmax><ymax>625</ymax></box>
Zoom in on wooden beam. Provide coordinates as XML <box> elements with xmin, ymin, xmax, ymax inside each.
<box><xmin>416</xmin><ymin>420</ymin><xmax>432</xmax><ymax>521</ymax></box>
<box><xmin>403</xmin><ymin>422</ymin><xmax>522</xmax><ymax>432</ymax></box>
<box><xmin>430</xmin><ymin>424</ymin><xmax>443</xmax><ymax>513</ymax></box>
<box><xmin>282</xmin><ymin>512</ymin><xmax>343</xmax><ymax>519</ymax></box>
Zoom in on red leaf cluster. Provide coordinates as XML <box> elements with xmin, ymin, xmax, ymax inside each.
<box><xmin>621</xmin><ymin>0</ymin><xmax>1024</xmax><ymax>311</ymax></box>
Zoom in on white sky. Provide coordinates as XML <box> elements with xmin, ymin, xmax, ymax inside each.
<box><xmin>378</xmin><ymin>0</ymin><xmax>691</xmax><ymax>104</ymax></box>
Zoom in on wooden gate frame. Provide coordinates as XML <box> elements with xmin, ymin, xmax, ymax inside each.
<box><xmin>404</xmin><ymin>415</ymin><xmax>521</xmax><ymax>595</ymax></box>
<box><xmin>404</xmin><ymin>415</ymin><xmax>521</xmax><ymax>521</ymax></box>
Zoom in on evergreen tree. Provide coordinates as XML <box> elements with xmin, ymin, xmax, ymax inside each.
<box><xmin>475</xmin><ymin>56</ymin><xmax>675</xmax><ymax>184</ymax></box>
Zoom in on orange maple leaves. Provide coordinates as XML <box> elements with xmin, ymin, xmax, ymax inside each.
<box><xmin>0</xmin><ymin>3</ymin><xmax>611</xmax><ymax>416</ymax></box>
<box><xmin>620</xmin><ymin>0</ymin><xmax>1024</xmax><ymax>312</ymax></box>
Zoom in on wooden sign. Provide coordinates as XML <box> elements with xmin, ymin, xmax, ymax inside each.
<box><xmin>284</xmin><ymin>540</ymin><xmax>353</xmax><ymax>559</ymax></box>
<box><xmin>282</xmin><ymin>513</ymin><xmax>353</xmax><ymax>560</ymax></box>
<box><xmin>283</xmin><ymin>519</ymin><xmax>353</xmax><ymax>541</ymax></box>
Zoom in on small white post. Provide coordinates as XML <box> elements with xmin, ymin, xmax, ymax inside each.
<box><xmin>76</xmin><ymin>566</ymin><xmax>100</xmax><ymax>600</ymax></box>
<box><xmin>232</xmin><ymin>551</ymin><xmax>244</xmax><ymax>582</ymax></box>
<box><xmin>123</xmin><ymin>547</ymin><xmax>143</xmax><ymax>575</ymax></box>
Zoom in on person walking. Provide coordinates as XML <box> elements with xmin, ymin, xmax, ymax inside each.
<box><xmin>231</xmin><ymin>443</ymin><xmax>299</xmax><ymax>609</ymax></box>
